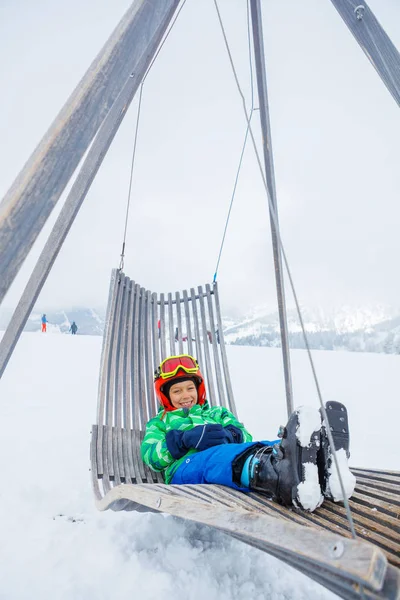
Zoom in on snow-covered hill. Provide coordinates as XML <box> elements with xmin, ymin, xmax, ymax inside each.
<box><xmin>223</xmin><ymin>304</ymin><xmax>400</xmax><ymax>354</ymax></box>
<box><xmin>0</xmin><ymin>332</ymin><xmax>398</xmax><ymax>599</ymax></box>
<box><xmin>1</xmin><ymin>303</ymin><xmax>400</xmax><ymax>357</ymax></box>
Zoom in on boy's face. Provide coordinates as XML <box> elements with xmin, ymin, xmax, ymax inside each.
<box><xmin>169</xmin><ymin>379</ymin><xmax>198</xmax><ymax>409</ymax></box>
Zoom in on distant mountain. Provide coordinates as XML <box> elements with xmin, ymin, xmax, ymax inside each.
<box><xmin>223</xmin><ymin>304</ymin><xmax>400</xmax><ymax>355</ymax></box>
<box><xmin>2</xmin><ymin>303</ymin><xmax>400</xmax><ymax>356</ymax></box>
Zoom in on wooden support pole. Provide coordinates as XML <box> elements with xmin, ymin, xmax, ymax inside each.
<box><xmin>330</xmin><ymin>0</ymin><xmax>400</xmax><ymax>107</ymax></box>
<box><xmin>250</xmin><ymin>0</ymin><xmax>294</xmax><ymax>416</ymax></box>
<box><xmin>0</xmin><ymin>0</ymin><xmax>181</xmax><ymax>378</ymax></box>
<box><xmin>94</xmin><ymin>482</ymin><xmax>390</xmax><ymax>597</ymax></box>
<box><xmin>0</xmin><ymin>0</ymin><xmax>180</xmax><ymax>306</ymax></box>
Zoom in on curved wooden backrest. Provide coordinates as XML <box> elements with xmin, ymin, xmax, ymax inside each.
<box><xmin>97</xmin><ymin>269</ymin><xmax>235</xmax><ymax>424</ymax></box>
<box><xmin>91</xmin><ymin>269</ymin><xmax>236</xmax><ymax>503</ymax></box>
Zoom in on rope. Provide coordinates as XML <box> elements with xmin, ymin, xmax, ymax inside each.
<box><xmin>213</xmin><ymin>0</ymin><xmax>357</xmax><ymax>540</ymax></box>
<box><xmin>213</xmin><ymin>0</ymin><xmax>255</xmax><ymax>283</ymax></box>
<box><xmin>118</xmin><ymin>0</ymin><xmax>188</xmax><ymax>271</ymax></box>
<box><xmin>119</xmin><ymin>84</ymin><xmax>143</xmax><ymax>271</ymax></box>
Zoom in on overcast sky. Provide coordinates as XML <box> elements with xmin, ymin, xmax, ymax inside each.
<box><xmin>0</xmin><ymin>0</ymin><xmax>399</xmax><ymax>316</ymax></box>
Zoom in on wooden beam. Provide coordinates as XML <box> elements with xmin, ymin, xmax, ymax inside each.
<box><xmin>0</xmin><ymin>0</ymin><xmax>180</xmax><ymax>306</ymax></box>
<box><xmin>330</xmin><ymin>0</ymin><xmax>400</xmax><ymax>107</ymax></box>
<box><xmin>250</xmin><ymin>0</ymin><xmax>294</xmax><ymax>416</ymax></box>
<box><xmin>95</xmin><ymin>482</ymin><xmax>389</xmax><ymax>595</ymax></box>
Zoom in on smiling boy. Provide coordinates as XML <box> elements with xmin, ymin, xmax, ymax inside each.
<box><xmin>140</xmin><ymin>354</ymin><xmax>355</xmax><ymax>512</ymax></box>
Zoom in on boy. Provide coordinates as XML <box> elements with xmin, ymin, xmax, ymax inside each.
<box><xmin>141</xmin><ymin>354</ymin><xmax>356</xmax><ymax>512</ymax></box>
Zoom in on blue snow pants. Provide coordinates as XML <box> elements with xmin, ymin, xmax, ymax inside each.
<box><xmin>171</xmin><ymin>440</ymin><xmax>279</xmax><ymax>492</ymax></box>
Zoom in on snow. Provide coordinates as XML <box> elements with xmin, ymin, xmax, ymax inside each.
<box><xmin>295</xmin><ymin>405</ymin><xmax>322</xmax><ymax>447</ymax></box>
<box><xmin>327</xmin><ymin>449</ymin><xmax>357</xmax><ymax>503</ymax></box>
<box><xmin>228</xmin><ymin>344</ymin><xmax>400</xmax><ymax>471</ymax></box>
<box><xmin>0</xmin><ymin>333</ymin><xmax>399</xmax><ymax>599</ymax></box>
<box><xmin>294</xmin><ymin>406</ymin><xmax>324</xmax><ymax>512</ymax></box>
<box><xmin>296</xmin><ymin>463</ymin><xmax>324</xmax><ymax>512</ymax></box>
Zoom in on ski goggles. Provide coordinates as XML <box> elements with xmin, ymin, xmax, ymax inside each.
<box><xmin>155</xmin><ymin>354</ymin><xmax>199</xmax><ymax>380</ymax></box>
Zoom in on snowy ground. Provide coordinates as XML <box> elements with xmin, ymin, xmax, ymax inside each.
<box><xmin>0</xmin><ymin>332</ymin><xmax>398</xmax><ymax>599</ymax></box>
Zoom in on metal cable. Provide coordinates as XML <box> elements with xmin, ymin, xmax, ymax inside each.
<box><xmin>213</xmin><ymin>0</ymin><xmax>255</xmax><ymax>283</ymax></box>
<box><xmin>213</xmin><ymin>0</ymin><xmax>357</xmax><ymax>540</ymax></box>
<box><xmin>119</xmin><ymin>84</ymin><xmax>143</xmax><ymax>271</ymax></box>
<box><xmin>119</xmin><ymin>0</ymin><xmax>188</xmax><ymax>270</ymax></box>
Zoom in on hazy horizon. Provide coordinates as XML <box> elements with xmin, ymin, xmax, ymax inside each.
<box><xmin>1</xmin><ymin>0</ymin><xmax>399</xmax><ymax>317</ymax></box>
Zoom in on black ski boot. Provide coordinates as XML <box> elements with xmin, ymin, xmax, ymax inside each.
<box><xmin>318</xmin><ymin>401</ymin><xmax>356</xmax><ymax>502</ymax></box>
<box><xmin>249</xmin><ymin>406</ymin><xmax>324</xmax><ymax>512</ymax></box>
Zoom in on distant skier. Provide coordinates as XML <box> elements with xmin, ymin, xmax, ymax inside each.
<box><xmin>175</xmin><ymin>327</ymin><xmax>188</xmax><ymax>342</ymax></box>
<box><xmin>41</xmin><ymin>314</ymin><xmax>47</xmax><ymax>333</ymax></box>
<box><xmin>69</xmin><ymin>321</ymin><xmax>78</xmax><ymax>335</ymax></box>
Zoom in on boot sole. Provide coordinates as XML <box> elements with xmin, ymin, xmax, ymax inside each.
<box><xmin>319</xmin><ymin>401</ymin><xmax>356</xmax><ymax>502</ymax></box>
<box><xmin>280</xmin><ymin>406</ymin><xmax>323</xmax><ymax>512</ymax></box>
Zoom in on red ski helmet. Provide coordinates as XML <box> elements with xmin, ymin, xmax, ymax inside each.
<box><xmin>154</xmin><ymin>354</ymin><xmax>206</xmax><ymax>411</ymax></box>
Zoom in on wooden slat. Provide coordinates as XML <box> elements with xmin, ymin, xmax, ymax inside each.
<box><xmin>205</xmin><ymin>283</ymin><xmax>226</xmax><ymax>408</ymax></box>
<box><xmin>131</xmin><ymin>284</ymin><xmax>146</xmax><ymax>484</ymax></box>
<box><xmin>351</xmin><ymin>490</ymin><xmax>399</xmax><ymax>518</ymax></box>
<box><xmin>90</xmin><ymin>425</ymin><xmax>103</xmax><ymax>501</ymax></box>
<box><xmin>167</xmin><ymin>292</ymin><xmax>175</xmax><ymax>357</ymax></box>
<box><xmin>159</xmin><ymin>293</ymin><xmax>167</xmax><ymax>360</ymax></box>
<box><xmin>102</xmin><ymin>425</ymin><xmax>112</xmax><ymax>494</ymax></box>
<box><xmin>213</xmin><ymin>281</ymin><xmax>236</xmax><ymax>414</ymax></box>
<box><xmin>301</xmin><ymin>504</ymin><xmax>400</xmax><ymax>568</ymax></box>
<box><xmin>353</xmin><ymin>469</ymin><xmax>400</xmax><ymax>480</ymax></box>
<box><xmin>182</xmin><ymin>289</ymin><xmax>194</xmax><ymax>357</ymax></box>
<box><xmin>137</xmin><ymin>430</ymin><xmax>162</xmax><ymax>484</ymax></box>
<box><xmin>132</xmin><ymin>282</ymin><xmax>140</xmax><ymax>429</ymax></box>
<box><xmin>353</xmin><ymin>476</ymin><xmax>400</xmax><ymax>495</ymax></box>
<box><xmin>130</xmin><ymin>427</ymin><xmax>145</xmax><ymax>484</ymax></box>
<box><xmin>145</xmin><ymin>290</ymin><xmax>156</xmax><ymax>417</ymax></box>
<box><xmin>106</xmin><ymin>273</ymin><xmax>126</xmax><ymax>484</ymax></box>
<box><xmin>104</xmin><ymin>277</ymin><xmax>122</xmax><ymax>484</ymax></box>
<box><xmin>116</xmin><ymin>276</ymin><xmax>129</xmax><ymax>430</ymax></box>
<box><xmin>125</xmin><ymin>280</ymin><xmax>134</xmax><ymax>430</ymax></box>
<box><xmin>355</xmin><ymin>484</ymin><xmax>400</xmax><ymax>507</ymax></box>
<box><xmin>197</xmin><ymin>284</ymin><xmax>216</xmax><ymax>405</ymax></box>
<box><xmin>190</xmin><ymin>287</ymin><xmax>203</xmax><ymax>371</ymax></box>
<box><xmin>151</xmin><ymin>291</ymin><xmax>160</xmax><ymax>377</ymax></box>
<box><xmin>139</xmin><ymin>286</ymin><xmax>150</xmax><ymax>426</ymax></box>
<box><xmin>328</xmin><ymin>497</ymin><xmax>400</xmax><ymax>537</ymax></box>
<box><xmin>112</xmin><ymin>426</ymin><xmax>121</xmax><ymax>484</ymax></box>
<box><xmin>121</xmin><ymin>280</ymin><xmax>131</xmax><ymax>431</ymax></box>
<box><xmin>175</xmin><ymin>291</ymin><xmax>184</xmax><ymax>354</ymax></box>
<box><xmin>121</xmin><ymin>428</ymin><xmax>132</xmax><ymax>483</ymax></box>
<box><xmin>115</xmin><ymin>277</ymin><xmax>129</xmax><ymax>480</ymax></box>
<box><xmin>96</xmin><ymin>271</ymin><xmax>121</xmax><ymax>475</ymax></box>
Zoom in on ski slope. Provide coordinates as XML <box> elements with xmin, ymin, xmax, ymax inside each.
<box><xmin>0</xmin><ymin>331</ymin><xmax>398</xmax><ymax>599</ymax></box>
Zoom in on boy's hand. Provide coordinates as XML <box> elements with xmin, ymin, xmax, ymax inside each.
<box><xmin>182</xmin><ymin>424</ymin><xmax>231</xmax><ymax>451</ymax></box>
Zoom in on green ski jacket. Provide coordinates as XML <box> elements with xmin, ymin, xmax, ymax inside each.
<box><xmin>141</xmin><ymin>401</ymin><xmax>253</xmax><ymax>484</ymax></box>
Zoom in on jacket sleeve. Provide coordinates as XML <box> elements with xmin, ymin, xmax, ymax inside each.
<box><xmin>209</xmin><ymin>407</ymin><xmax>253</xmax><ymax>442</ymax></box>
<box><xmin>141</xmin><ymin>416</ymin><xmax>176</xmax><ymax>472</ymax></box>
